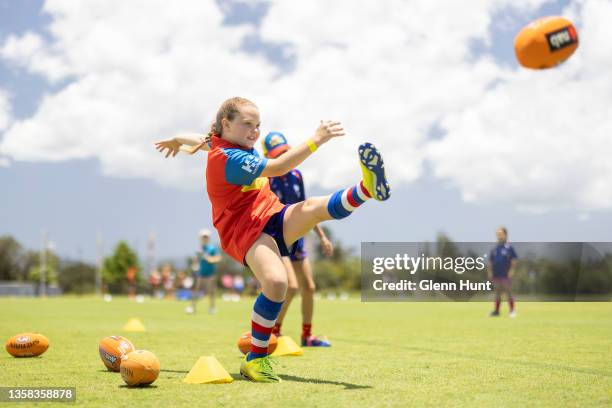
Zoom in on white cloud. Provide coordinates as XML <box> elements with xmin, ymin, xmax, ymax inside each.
<box><xmin>1</xmin><ymin>0</ymin><xmax>610</xmax><ymax>214</ymax></box>
<box><xmin>257</xmin><ymin>0</ymin><xmax>548</xmax><ymax>188</ymax></box>
<box><xmin>0</xmin><ymin>89</ymin><xmax>12</xmax><ymax>167</ymax></box>
<box><xmin>426</xmin><ymin>0</ymin><xmax>612</xmax><ymax>212</ymax></box>
<box><xmin>0</xmin><ymin>0</ymin><xmax>276</xmax><ymax>187</ymax></box>
<box><xmin>0</xmin><ymin>89</ymin><xmax>11</xmax><ymax>131</ymax></box>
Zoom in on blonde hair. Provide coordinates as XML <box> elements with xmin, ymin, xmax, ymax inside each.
<box><xmin>208</xmin><ymin>97</ymin><xmax>257</xmax><ymax>138</ymax></box>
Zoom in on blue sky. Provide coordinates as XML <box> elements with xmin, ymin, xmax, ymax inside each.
<box><xmin>1</xmin><ymin>0</ymin><xmax>611</xmax><ymax>265</ymax></box>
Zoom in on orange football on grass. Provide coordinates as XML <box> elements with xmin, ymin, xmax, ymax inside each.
<box><xmin>99</xmin><ymin>335</ymin><xmax>135</xmax><ymax>372</ymax></box>
<box><xmin>237</xmin><ymin>331</ymin><xmax>277</xmax><ymax>355</ymax></box>
<box><xmin>120</xmin><ymin>350</ymin><xmax>160</xmax><ymax>387</ymax></box>
<box><xmin>5</xmin><ymin>333</ymin><xmax>49</xmax><ymax>357</ymax></box>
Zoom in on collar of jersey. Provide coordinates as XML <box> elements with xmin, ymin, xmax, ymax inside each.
<box><xmin>211</xmin><ymin>136</ymin><xmax>251</xmax><ymax>151</ymax></box>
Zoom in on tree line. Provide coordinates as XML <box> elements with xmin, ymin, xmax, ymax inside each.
<box><xmin>2</xmin><ymin>233</ymin><xmax>610</xmax><ymax>296</ymax></box>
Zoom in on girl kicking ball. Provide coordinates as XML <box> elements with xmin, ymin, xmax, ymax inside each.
<box><xmin>155</xmin><ymin>97</ymin><xmax>390</xmax><ymax>383</ymax></box>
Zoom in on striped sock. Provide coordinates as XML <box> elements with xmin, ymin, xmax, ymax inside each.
<box><xmin>248</xmin><ymin>293</ymin><xmax>283</xmax><ymax>361</ymax></box>
<box><xmin>327</xmin><ymin>181</ymin><xmax>371</xmax><ymax>219</ymax></box>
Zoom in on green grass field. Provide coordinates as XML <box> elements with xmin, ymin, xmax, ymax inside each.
<box><xmin>1</xmin><ymin>296</ymin><xmax>611</xmax><ymax>407</ymax></box>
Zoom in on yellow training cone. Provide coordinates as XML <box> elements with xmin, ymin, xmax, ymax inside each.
<box><xmin>123</xmin><ymin>318</ymin><xmax>146</xmax><ymax>332</ymax></box>
<box><xmin>271</xmin><ymin>336</ymin><xmax>303</xmax><ymax>357</ymax></box>
<box><xmin>183</xmin><ymin>356</ymin><xmax>234</xmax><ymax>384</ymax></box>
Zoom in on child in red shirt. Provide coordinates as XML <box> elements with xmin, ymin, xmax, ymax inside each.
<box><xmin>155</xmin><ymin>97</ymin><xmax>390</xmax><ymax>382</ymax></box>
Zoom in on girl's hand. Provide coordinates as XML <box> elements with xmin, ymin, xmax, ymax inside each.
<box><xmin>312</xmin><ymin>120</ymin><xmax>345</xmax><ymax>146</ymax></box>
<box><xmin>155</xmin><ymin>138</ymin><xmax>182</xmax><ymax>158</ymax></box>
<box><xmin>320</xmin><ymin>237</ymin><xmax>334</xmax><ymax>257</ymax></box>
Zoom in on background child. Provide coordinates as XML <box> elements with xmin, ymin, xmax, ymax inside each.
<box><xmin>488</xmin><ymin>226</ymin><xmax>518</xmax><ymax>318</ymax></box>
<box><xmin>187</xmin><ymin>229</ymin><xmax>221</xmax><ymax>314</ymax></box>
<box><xmin>262</xmin><ymin>131</ymin><xmax>334</xmax><ymax>347</ymax></box>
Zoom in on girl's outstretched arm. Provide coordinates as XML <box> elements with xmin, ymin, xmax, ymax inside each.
<box><xmin>155</xmin><ymin>133</ymin><xmax>211</xmax><ymax>157</ymax></box>
<box><xmin>174</xmin><ymin>133</ymin><xmax>207</xmax><ymax>146</ymax></box>
<box><xmin>260</xmin><ymin>120</ymin><xmax>345</xmax><ymax>177</ymax></box>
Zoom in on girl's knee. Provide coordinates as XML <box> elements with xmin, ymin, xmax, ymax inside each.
<box><xmin>267</xmin><ymin>274</ymin><xmax>288</xmax><ymax>294</ymax></box>
<box><xmin>303</xmin><ymin>197</ymin><xmax>319</xmax><ymax>209</ymax></box>
<box><xmin>303</xmin><ymin>197</ymin><xmax>327</xmax><ymax>222</ymax></box>
<box><xmin>287</xmin><ymin>285</ymin><xmax>298</xmax><ymax>297</ymax></box>
<box><xmin>301</xmin><ymin>281</ymin><xmax>315</xmax><ymax>295</ymax></box>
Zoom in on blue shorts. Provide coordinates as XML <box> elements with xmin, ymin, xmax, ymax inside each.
<box><xmin>243</xmin><ymin>204</ymin><xmax>291</xmax><ymax>267</ymax></box>
<box><xmin>289</xmin><ymin>238</ymin><xmax>307</xmax><ymax>262</ymax></box>
<box><xmin>263</xmin><ymin>204</ymin><xmax>292</xmax><ymax>256</ymax></box>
